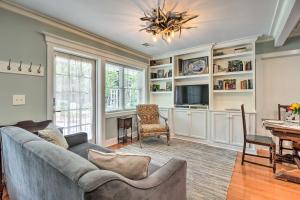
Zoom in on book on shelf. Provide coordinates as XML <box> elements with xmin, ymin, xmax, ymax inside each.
<box><xmin>240</xmin><ymin>79</ymin><xmax>253</xmax><ymax>90</ymax></box>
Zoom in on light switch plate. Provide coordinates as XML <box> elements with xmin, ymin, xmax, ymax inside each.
<box><xmin>13</xmin><ymin>95</ymin><xmax>25</xmax><ymax>105</ymax></box>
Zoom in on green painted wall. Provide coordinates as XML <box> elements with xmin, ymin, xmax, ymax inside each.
<box><xmin>256</xmin><ymin>36</ymin><xmax>300</xmax><ymax>54</ymax></box>
<box><xmin>0</xmin><ymin>9</ymin><xmax>148</xmax><ymax>125</ymax></box>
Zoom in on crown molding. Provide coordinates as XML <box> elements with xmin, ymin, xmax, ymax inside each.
<box><xmin>44</xmin><ymin>32</ymin><xmax>149</xmax><ymax>68</ymax></box>
<box><xmin>0</xmin><ymin>0</ymin><xmax>151</xmax><ymax>60</ymax></box>
<box><xmin>269</xmin><ymin>0</ymin><xmax>300</xmax><ymax>46</ymax></box>
<box><xmin>257</xmin><ymin>49</ymin><xmax>300</xmax><ymax>60</ymax></box>
<box><xmin>152</xmin><ymin>35</ymin><xmax>258</xmax><ymax>59</ymax></box>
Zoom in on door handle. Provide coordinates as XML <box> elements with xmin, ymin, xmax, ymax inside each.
<box><xmin>54</xmin><ymin>110</ymin><xmax>62</xmax><ymax>113</ymax></box>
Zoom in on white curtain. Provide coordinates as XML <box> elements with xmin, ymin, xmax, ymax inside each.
<box><xmin>54</xmin><ymin>52</ymin><xmax>95</xmax><ymax>140</ymax></box>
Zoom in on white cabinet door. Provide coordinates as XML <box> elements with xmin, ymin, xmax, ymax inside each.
<box><xmin>173</xmin><ymin>109</ymin><xmax>189</xmax><ymax>136</ymax></box>
<box><xmin>190</xmin><ymin>111</ymin><xmax>207</xmax><ymax>139</ymax></box>
<box><xmin>230</xmin><ymin>113</ymin><xmax>249</xmax><ymax>146</ymax></box>
<box><xmin>211</xmin><ymin>112</ymin><xmax>230</xmax><ymax>144</ymax></box>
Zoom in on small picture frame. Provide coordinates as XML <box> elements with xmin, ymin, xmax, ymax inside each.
<box><xmin>166</xmin><ymin>82</ymin><xmax>172</xmax><ymax>91</ymax></box>
<box><xmin>182</xmin><ymin>56</ymin><xmax>209</xmax><ymax>75</ymax></box>
<box><xmin>157</xmin><ymin>69</ymin><xmax>165</xmax><ymax>78</ymax></box>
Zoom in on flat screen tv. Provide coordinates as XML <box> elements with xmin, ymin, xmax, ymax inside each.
<box><xmin>175</xmin><ymin>84</ymin><xmax>209</xmax><ymax>105</ymax></box>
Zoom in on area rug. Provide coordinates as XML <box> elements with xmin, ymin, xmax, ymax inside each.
<box><xmin>119</xmin><ymin>138</ymin><xmax>237</xmax><ymax>200</ymax></box>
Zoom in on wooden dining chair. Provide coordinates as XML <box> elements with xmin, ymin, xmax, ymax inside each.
<box><xmin>278</xmin><ymin>104</ymin><xmax>293</xmax><ymax>155</ymax></box>
<box><xmin>241</xmin><ymin>104</ymin><xmax>276</xmax><ymax>173</ymax></box>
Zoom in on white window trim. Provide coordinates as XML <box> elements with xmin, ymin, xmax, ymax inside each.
<box><xmin>105</xmin><ymin>61</ymin><xmax>146</xmax><ymax>113</ymax></box>
<box><xmin>45</xmin><ymin>33</ymin><xmax>149</xmax><ymax>146</ymax></box>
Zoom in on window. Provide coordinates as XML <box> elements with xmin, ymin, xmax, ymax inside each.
<box><xmin>105</xmin><ymin>62</ymin><xmax>144</xmax><ymax>112</ymax></box>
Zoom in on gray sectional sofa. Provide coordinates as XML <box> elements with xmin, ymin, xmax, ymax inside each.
<box><xmin>0</xmin><ymin>127</ymin><xmax>187</xmax><ymax>200</ymax></box>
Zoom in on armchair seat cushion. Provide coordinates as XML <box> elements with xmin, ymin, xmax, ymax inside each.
<box><xmin>141</xmin><ymin>124</ymin><xmax>167</xmax><ymax>134</ymax></box>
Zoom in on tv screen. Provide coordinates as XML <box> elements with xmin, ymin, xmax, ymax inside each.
<box><xmin>175</xmin><ymin>85</ymin><xmax>209</xmax><ymax>105</ymax></box>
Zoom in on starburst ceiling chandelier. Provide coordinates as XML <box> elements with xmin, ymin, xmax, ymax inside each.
<box><xmin>140</xmin><ymin>0</ymin><xmax>198</xmax><ymax>43</ymax></box>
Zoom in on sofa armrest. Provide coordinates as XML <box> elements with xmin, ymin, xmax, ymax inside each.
<box><xmin>80</xmin><ymin>158</ymin><xmax>187</xmax><ymax>200</ymax></box>
<box><xmin>65</xmin><ymin>132</ymin><xmax>88</xmax><ymax>147</ymax></box>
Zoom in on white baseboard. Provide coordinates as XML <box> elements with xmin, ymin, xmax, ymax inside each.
<box><xmin>173</xmin><ymin>135</ymin><xmax>257</xmax><ymax>154</ymax></box>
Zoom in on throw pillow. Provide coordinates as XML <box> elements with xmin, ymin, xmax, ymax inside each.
<box><xmin>38</xmin><ymin>124</ymin><xmax>69</xmax><ymax>149</ymax></box>
<box><xmin>88</xmin><ymin>149</ymin><xmax>151</xmax><ymax>180</ymax></box>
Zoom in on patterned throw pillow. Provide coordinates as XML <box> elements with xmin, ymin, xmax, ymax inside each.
<box><xmin>88</xmin><ymin>149</ymin><xmax>151</xmax><ymax>180</ymax></box>
<box><xmin>38</xmin><ymin>124</ymin><xmax>69</xmax><ymax>149</ymax></box>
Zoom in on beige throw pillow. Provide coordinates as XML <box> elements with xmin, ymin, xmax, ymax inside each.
<box><xmin>38</xmin><ymin>127</ymin><xmax>69</xmax><ymax>149</ymax></box>
<box><xmin>88</xmin><ymin>149</ymin><xmax>151</xmax><ymax>180</ymax></box>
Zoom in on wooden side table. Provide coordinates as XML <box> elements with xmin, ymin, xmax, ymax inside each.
<box><xmin>117</xmin><ymin>116</ymin><xmax>133</xmax><ymax>144</ymax></box>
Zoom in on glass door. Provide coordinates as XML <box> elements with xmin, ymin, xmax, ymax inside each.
<box><xmin>53</xmin><ymin>52</ymin><xmax>96</xmax><ymax>142</ymax></box>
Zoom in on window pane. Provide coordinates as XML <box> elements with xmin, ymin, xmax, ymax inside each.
<box><xmin>105</xmin><ymin>62</ymin><xmax>144</xmax><ymax>112</ymax></box>
<box><xmin>55</xmin><ymin>56</ymin><xmax>69</xmax><ymax>75</ymax></box>
<box><xmin>105</xmin><ymin>63</ymin><xmax>122</xmax><ymax>112</ymax></box>
<box><xmin>124</xmin><ymin>68</ymin><xmax>143</xmax><ymax>109</ymax></box>
<box><xmin>125</xmin><ymin>89</ymin><xmax>141</xmax><ymax>109</ymax></box>
<box><xmin>105</xmin><ymin>88</ymin><xmax>122</xmax><ymax>112</ymax></box>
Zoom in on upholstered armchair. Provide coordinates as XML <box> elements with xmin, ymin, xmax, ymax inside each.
<box><xmin>136</xmin><ymin>104</ymin><xmax>170</xmax><ymax>147</ymax></box>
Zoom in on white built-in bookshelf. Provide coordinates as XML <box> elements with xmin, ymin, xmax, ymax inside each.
<box><xmin>149</xmin><ymin>57</ymin><xmax>174</xmax><ymax>107</ymax></box>
<box><xmin>149</xmin><ymin>38</ymin><xmax>257</xmax><ymax>151</ymax></box>
<box><xmin>149</xmin><ymin>38</ymin><xmax>256</xmax><ymax>112</ymax></box>
<box><xmin>212</xmin><ymin>40</ymin><xmax>255</xmax><ymax>111</ymax></box>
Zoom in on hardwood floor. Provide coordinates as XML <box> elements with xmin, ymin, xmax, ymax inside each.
<box><xmin>109</xmin><ymin>141</ymin><xmax>300</xmax><ymax>200</ymax></box>
<box><xmin>228</xmin><ymin>151</ymin><xmax>300</xmax><ymax>200</ymax></box>
<box><xmin>3</xmin><ymin>141</ymin><xmax>300</xmax><ymax>200</ymax></box>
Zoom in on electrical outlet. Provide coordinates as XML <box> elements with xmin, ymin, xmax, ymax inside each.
<box><xmin>13</xmin><ymin>95</ymin><xmax>25</xmax><ymax>105</ymax></box>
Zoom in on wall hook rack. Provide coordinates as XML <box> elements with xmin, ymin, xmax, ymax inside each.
<box><xmin>0</xmin><ymin>59</ymin><xmax>45</xmax><ymax>77</ymax></box>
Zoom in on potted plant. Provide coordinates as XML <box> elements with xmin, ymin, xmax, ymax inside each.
<box><xmin>289</xmin><ymin>103</ymin><xmax>300</xmax><ymax>125</ymax></box>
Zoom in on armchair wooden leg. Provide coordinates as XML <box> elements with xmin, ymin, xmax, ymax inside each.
<box><xmin>166</xmin><ymin>134</ymin><xmax>170</xmax><ymax>146</ymax></box>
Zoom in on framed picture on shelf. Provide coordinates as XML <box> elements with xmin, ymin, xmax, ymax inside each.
<box><xmin>228</xmin><ymin>60</ymin><xmax>243</xmax><ymax>72</ymax></box>
<box><xmin>168</xmin><ymin>69</ymin><xmax>172</xmax><ymax>77</ymax></box>
<box><xmin>182</xmin><ymin>56</ymin><xmax>208</xmax><ymax>75</ymax></box>
<box><xmin>151</xmin><ymin>84</ymin><xmax>160</xmax><ymax>91</ymax></box>
<box><xmin>157</xmin><ymin>69</ymin><xmax>165</xmax><ymax>78</ymax></box>
<box><xmin>166</xmin><ymin>82</ymin><xmax>172</xmax><ymax>91</ymax></box>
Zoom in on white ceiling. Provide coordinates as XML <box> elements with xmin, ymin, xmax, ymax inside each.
<box><xmin>11</xmin><ymin>0</ymin><xmax>278</xmax><ymax>56</ymax></box>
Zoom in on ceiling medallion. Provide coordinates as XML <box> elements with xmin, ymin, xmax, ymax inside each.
<box><xmin>140</xmin><ymin>1</ymin><xmax>198</xmax><ymax>43</ymax></box>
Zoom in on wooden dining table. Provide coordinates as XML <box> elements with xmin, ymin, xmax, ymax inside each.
<box><xmin>263</xmin><ymin>119</ymin><xmax>300</xmax><ymax>184</ymax></box>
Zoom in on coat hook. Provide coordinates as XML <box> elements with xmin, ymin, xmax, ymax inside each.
<box><xmin>7</xmin><ymin>59</ymin><xmax>11</xmax><ymax>70</ymax></box>
<box><xmin>37</xmin><ymin>64</ymin><xmax>41</xmax><ymax>74</ymax></box>
<box><xmin>28</xmin><ymin>62</ymin><xmax>32</xmax><ymax>72</ymax></box>
<box><xmin>18</xmin><ymin>61</ymin><xmax>22</xmax><ymax>71</ymax></box>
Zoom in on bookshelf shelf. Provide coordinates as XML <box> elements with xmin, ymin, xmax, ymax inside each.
<box><xmin>150</xmin><ymin>77</ymin><xmax>172</xmax><ymax>81</ymax></box>
<box><xmin>213</xmin><ymin>89</ymin><xmax>254</xmax><ymax>93</ymax></box>
<box><xmin>213</xmin><ymin>51</ymin><xmax>253</xmax><ymax>60</ymax></box>
<box><xmin>213</xmin><ymin>71</ymin><xmax>253</xmax><ymax>77</ymax></box>
<box><xmin>150</xmin><ymin>63</ymin><xmax>172</xmax><ymax>69</ymax></box>
<box><xmin>174</xmin><ymin>74</ymin><xmax>209</xmax><ymax>80</ymax></box>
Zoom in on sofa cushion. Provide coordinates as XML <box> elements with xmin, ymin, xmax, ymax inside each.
<box><xmin>88</xmin><ymin>149</ymin><xmax>151</xmax><ymax>180</ymax></box>
<box><xmin>69</xmin><ymin>142</ymin><xmax>112</xmax><ymax>159</ymax></box>
<box><xmin>38</xmin><ymin>126</ymin><xmax>69</xmax><ymax>149</ymax></box>
<box><xmin>141</xmin><ymin>124</ymin><xmax>167</xmax><ymax>134</ymax></box>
